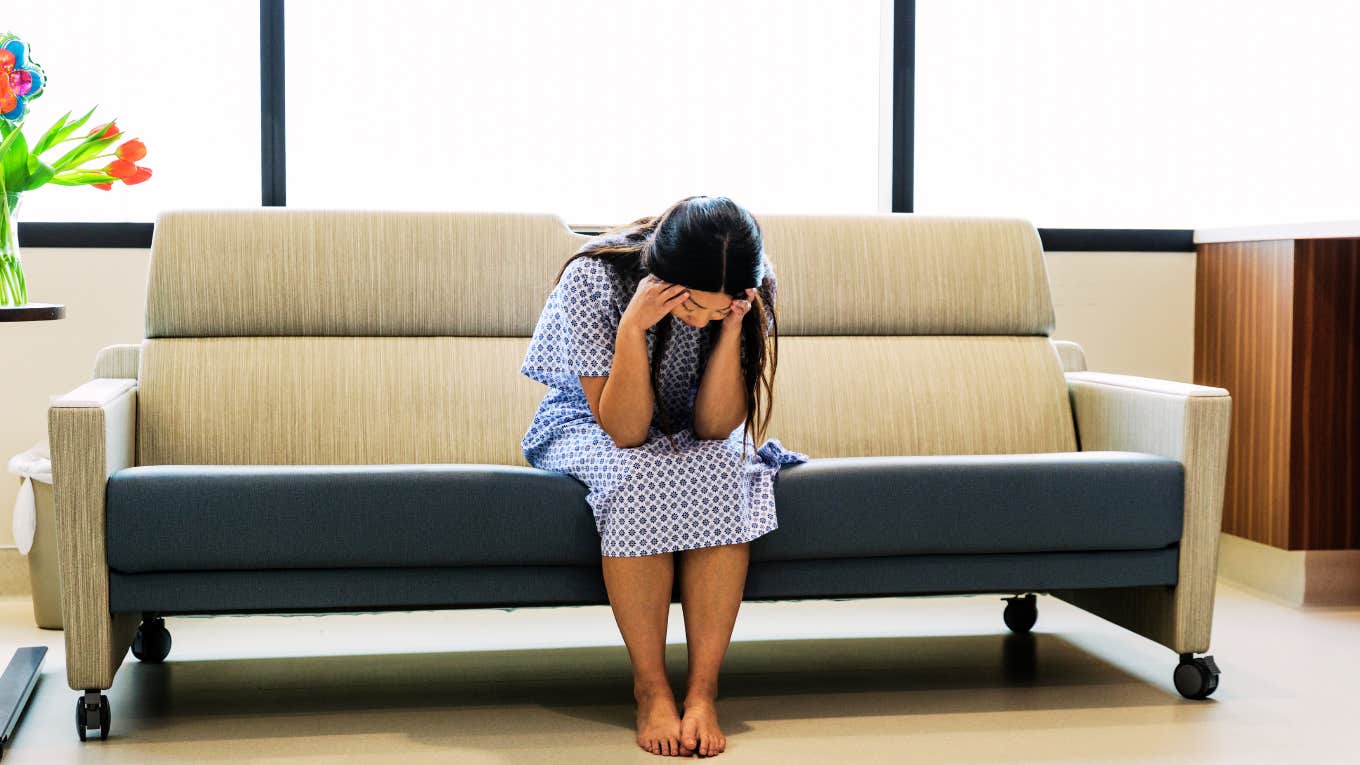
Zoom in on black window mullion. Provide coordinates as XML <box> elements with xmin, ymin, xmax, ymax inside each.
<box><xmin>260</xmin><ymin>0</ymin><xmax>286</xmax><ymax>207</ymax></box>
<box><xmin>891</xmin><ymin>0</ymin><xmax>915</xmax><ymax>214</ymax></box>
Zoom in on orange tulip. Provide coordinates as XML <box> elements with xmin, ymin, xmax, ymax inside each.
<box><xmin>88</xmin><ymin>122</ymin><xmax>119</xmax><ymax>139</ymax></box>
<box><xmin>116</xmin><ymin>138</ymin><xmax>147</xmax><ymax>162</ymax></box>
<box><xmin>106</xmin><ymin>159</ymin><xmax>137</xmax><ymax>180</ymax></box>
<box><xmin>125</xmin><ymin>166</ymin><xmax>152</xmax><ymax>185</ymax></box>
<box><xmin>92</xmin><ymin>182</ymin><xmax>113</xmax><ymax>191</ymax></box>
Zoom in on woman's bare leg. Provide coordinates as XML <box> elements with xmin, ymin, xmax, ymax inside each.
<box><xmin>601</xmin><ymin>552</ymin><xmax>687</xmax><ymax>756</ymax></box>
<box><xmin>676</xmin><ymin>542</ymin><xmax>749</xmax><ymax>756</ymax></box>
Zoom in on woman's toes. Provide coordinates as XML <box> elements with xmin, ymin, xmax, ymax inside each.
<box><xmin>680</xmin><ymin>720</ymin><xmax>699</xmax><ymax>753</ymax></box>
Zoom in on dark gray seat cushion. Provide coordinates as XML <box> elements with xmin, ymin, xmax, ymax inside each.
<box><xmin>107</xmin><ymin>464</ymin><xmax>597</xmax><ymax>572</ymax></box>
<box><xmin>105</xmin><ymin>450</ymin><xmax>1182</xmax><ymax>573</ymax></box>
<box><xmin>753</xmin><ymin>450</ymin><xmax>1183</xmax><ymax>562</ymax></box>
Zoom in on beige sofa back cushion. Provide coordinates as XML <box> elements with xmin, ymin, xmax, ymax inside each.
<box><xmin>144</xmin><ymin>210</ymin><xmax>1054</xmax><ymax>338</ymax></box>
<box><xmin>137</xmin><ymin>209</ymin><xmax>1072</xmax><ymax>465</ymax></box>
<box><xmin>136</xmin><ymin>335</ymin><xmax>1074</xmax><ymax>467</ymax></box>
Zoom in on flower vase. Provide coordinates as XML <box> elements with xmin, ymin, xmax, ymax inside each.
<box><xmin>0</xmin><ymin>192</ymin><xmax>27</xmax><ymax>307</ymax></box>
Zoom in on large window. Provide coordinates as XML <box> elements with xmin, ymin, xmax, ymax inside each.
<box><xmin>914</xmin><ymin>0</ymin><xmax>1360</xmax><ymax>229</ymax></box>
<box><xmin>18</xmin><ymin>1</ymin><xmax>1356</xmax><ymax>243</ymax></box>
<box><xmin>5</xmin><ymin>1</ymin><xmax>260</xmax><ymax>223</ymax></box>
<box><xmin>285</xmin><ymin>0</ymin><xmax>887</xmax><ymax>224</ymax></box>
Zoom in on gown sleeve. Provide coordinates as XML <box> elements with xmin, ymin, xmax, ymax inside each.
<box><xmin>520</xmin><ymin>256</ymin><xmax>620</xmax><ymax>388</ymax></box>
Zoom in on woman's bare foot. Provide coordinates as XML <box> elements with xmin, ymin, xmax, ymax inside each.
<box><xmin>680</xmin><ymin>697</ymin><xmax>727</xmax><ymax>756</ymax></box>
<box><xmin>635</xmin><ymin>684</ymin><xmax>687</xmax><ymax>756</ymax></box>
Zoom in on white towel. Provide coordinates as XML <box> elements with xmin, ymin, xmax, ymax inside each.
<box><xmin>7</xmin><ymin>440</ymin><xmax>51</xmax><ymax>556</ymax></box>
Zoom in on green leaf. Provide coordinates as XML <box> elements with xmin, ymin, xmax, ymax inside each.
<box><xmin>52</xmin><ymin>106</ymin><xmax>99</xmax><ymax>146</ymax></box>
<box><xmin>31</xmin><ymin>110</ymin><xmax>71</xmax><ymax>156</ymax></box>
<box><xmin>0</xmin><ymin>124</ymin><xmax>24</xmax><ymax>164</ymax></box>
<box><xmin>25</xmin><ymin>157</ymin><xmax>55</xmax><ymax>190</ymax></box>
<box><xmin>50</xmin><ymin>133</ymin><xmax>119</xmax><ymax>174</ymax></box>
<box><xmin>48</xmin><ymin>169</ymin><xmax>118</xmax><ymax>186</ymax></box>
<box><xmin>1</xmin><ymin>129</ymin><xmax>30</xmax><ymax>195</ymax></box>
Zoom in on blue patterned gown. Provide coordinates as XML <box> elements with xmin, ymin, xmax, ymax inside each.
<box><xmin>520</xmin><ymin>256</ymin><xmax>809</xmax><ymax>557</ymax></box>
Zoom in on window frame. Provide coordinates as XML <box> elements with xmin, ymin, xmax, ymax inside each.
<box><xmin>17</xmin><ymin>0</ymin><xmax>1192</xmax><ymax>252</ymax></box>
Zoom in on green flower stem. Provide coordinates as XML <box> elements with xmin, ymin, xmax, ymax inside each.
<box><xmin>0</xmin><ymin>258</ymin><xmax>23</xmax><ymax>305</ymax></box>
<box><xmin>0</xmin><ymin>193</ymin><xmax>27</xmax><ymax>306</ymax></box>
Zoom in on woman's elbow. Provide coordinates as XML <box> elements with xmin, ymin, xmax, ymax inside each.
<box><xmin>602</xmin><ymin>423</ymin><xmax>648</xmax><ymax>449</ymax></box>
<box><xmin>693</xmin><ymin>420</ymin><xmax>737</xmax><ymax>441</ymax></box>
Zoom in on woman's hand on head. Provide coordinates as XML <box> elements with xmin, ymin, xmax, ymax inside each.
<box><xmin>720</xmin><ymin>288</ymin><xmax>756</xmax><ymax>334</ymax></box>
<box><xmin>620</xmin><ymin>274</ymin><xmax>689</xmax><ymax>335</ymax></box>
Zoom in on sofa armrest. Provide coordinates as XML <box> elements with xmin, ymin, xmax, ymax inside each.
<box><xmin>92</xmin><ymin>343</ymin><xmax>141</xmax><ymax>380</ymax></box>
<box><xmin>1066</xmin><ymin>370</ymin><xmax>1227</xmax><ymax>401</ymax></box>
<box><xmin>1053</xmin><ymin>371</ymin><xmax>1232</xmax><ymax>654</ymax></box>
<box><xmin>49</xmin><ymin>379</ymin><xmax>142</xmax><ymax>691</ymax></box>
<box><xmin>1051</xmin><ymin>340</ymin><xmax>1087</xmax><ymax>372</ymax></box>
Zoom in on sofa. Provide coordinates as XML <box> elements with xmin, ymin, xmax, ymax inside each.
<box><xmin>49</xmin><ymin>209</ymin><xmax>1231</xmax><ymax>742</ymax></box>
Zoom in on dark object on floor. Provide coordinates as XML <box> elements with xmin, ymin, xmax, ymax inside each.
<box><xmin>0</xmin><ymin>646</ymin><xmax>47</xmax><ymax>759</ymax></box>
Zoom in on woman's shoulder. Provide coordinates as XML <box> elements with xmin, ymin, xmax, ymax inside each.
<box><xmin>553</xmin><ymin>256</ymin><xmax>634</xmax><ymax>318</ymax></box>
<box><xmin>562</xmin><ymin>256</ymin><xmax>637</xmax><ymax>303</ymax></box>
<box><xmin>560</xmin><ymin>255</ymin><xmax>621</xmax><ymax>289</ymax></box>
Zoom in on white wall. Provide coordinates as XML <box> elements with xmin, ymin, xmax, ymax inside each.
<box><xmin>1045</xmin><ymin>250</ymin><xmax>1196</xmax><ymax>381</ymax></box>
<box><xmin>2</xmin><ymin>248</ymin><xmax>150</xmax><ymax>547</ymax></box>
<box><xmin>0</xmin><ymin>246</ymin><xmax>1197</xmax><ymax>549</ymax></box>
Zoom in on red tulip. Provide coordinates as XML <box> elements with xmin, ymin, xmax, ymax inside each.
<box><xmin>116</xmin><ymin>138</ymin><xmax>147</xmax><ymax>162</ymax></box>
<box><xmin>92</xmin><ymin>182</ymin><xmax>113</xmax><ymax>191</ymax></box>
<box><xmin>125</xmin><ymin>166</ymin><xmax>152</xmax><ymax>185</ymax></box>
<box><xmin>88</xmin><ymin>122</ymin><xmax>120</xmax><ymax>139</ymax></box>
<box><xmin>106</xmin><ymin>159</ymin><xmax>137</xmax><ymax>180</ymax></box>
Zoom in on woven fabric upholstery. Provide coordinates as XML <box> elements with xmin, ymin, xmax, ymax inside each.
<box><xmin>137</xmin><ymin>210</ymin><xmax>1072</xmax><ymax>465</ymax></box>
<box><xmin>135</xmin><ymin>334</ymin><xmax>1076</xmax><ymax>467</ymax></box>
<box><xmin>137</xmin><ymin>337</ymin><xmax>544</xmax><ymax>467</ymax></box>
<box><xmin>144</xmin><ymin>210</ymin><xmax>1053</xmax><ymax>338</ymax></box>
<box><xmin>757</xmin><ymin>214</ymin><xmax>1055</xmax><ymax>336</ymax></box>
<box><xmin>145</xmin><ymin>209</ymin><xmax>592</xmax><ymax>338</ymax></box>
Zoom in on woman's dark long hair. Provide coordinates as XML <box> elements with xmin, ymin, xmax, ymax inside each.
<box><xmin>552</xmin><ymin>195</ymin><xmax>779</xmax><ymax>455</ymax></box>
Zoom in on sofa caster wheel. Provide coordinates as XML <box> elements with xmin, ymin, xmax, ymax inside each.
<box><xmin>75</xmin><ymin>690</ymin><xmax>110</xmax><ymax>741</ymax></box>
<box><xmin>1002</xmin><ymin>593</ymin><xmax>1037</xmax><ymax>633</ymax></box>
<box><xmin>1174</xmin><ymin>654</ymin><xmax>1220</xmax><ymax>699</ymax></box>
<box><xmin>132</xmin><ymin>617</ymin><xmax>172</xmax><ymax>663</ymax></box>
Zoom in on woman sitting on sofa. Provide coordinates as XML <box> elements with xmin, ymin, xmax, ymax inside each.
<box><xmin>519</xmin><ymin>195</ymin><xmax>807</xmax><ymax>757</ymax></box>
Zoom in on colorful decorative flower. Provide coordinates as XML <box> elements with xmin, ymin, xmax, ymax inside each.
<box><xmin>2</xmin><ymin>31</ymin><xmax>150</xmax><ymax>305</ymax></box>
<box><xmin>0</xmin><ymin>33</ymin><xmax>45</xmax><ymax>122</ymax></box>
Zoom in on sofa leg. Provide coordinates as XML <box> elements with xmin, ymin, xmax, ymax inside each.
<box><xmin>132</xmin><ymin>617</ymin><xmax>172</xmax><ymax>664</ymax></box>
<box><xmin>1174</xmin><ymin>653</ymin><xmax>1220</xmax><ymax>700</ymax></box>
<box><xmin>1002</xmin><ymin>593</ymin><xmax>1038</xmax><ymax>633</ymax></box>
<box><xmin>75</xmin><ymin>689</ymin><xmax>110</xmax><ymax>742</ymax></box>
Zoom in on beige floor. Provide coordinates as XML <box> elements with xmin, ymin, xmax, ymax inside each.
<box><xmin>0</xmin><ymin>579</ymin><xmax>1356</xmax><ymax>764</ymax></box>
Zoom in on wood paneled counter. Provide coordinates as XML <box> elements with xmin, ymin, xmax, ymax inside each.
<box><xmin>1194</xmin><ymin>222</ymin><xmax>1359</xmax><ymax>552</ymax></box>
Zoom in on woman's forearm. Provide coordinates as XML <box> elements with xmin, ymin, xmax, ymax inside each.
<box><xmin>693</xmin><ymin>328</ymin><xmax>747</xmax><ymax>439</ymax></box>
<box><xmin>597</xmin><ymin>322</ymin><xmax>656</xmax><ymax>447</ymax></box>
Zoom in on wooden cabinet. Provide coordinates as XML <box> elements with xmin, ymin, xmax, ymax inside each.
<box><xmin>1194</xmin><ymin>225</ymin><xmax>1360</xmax><ymax>551</ymax></box>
